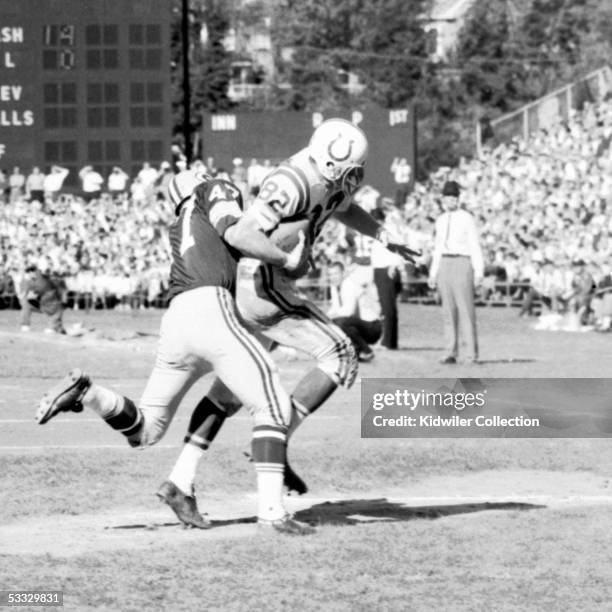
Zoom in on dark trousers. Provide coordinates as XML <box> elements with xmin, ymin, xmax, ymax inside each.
<box><xmin>374</xmin><ymin>267</ymin><xmax>400</xmax><ymax>349</ymax></box>
<box><xmin>20</xmin><ymin>300</ymin><xmax>65</xmax><ymax>332</ymax></box>
<box><xmin>333</xmin><ymin>316</ymin><xmax>382</xmax><ymax>354</ymax></box>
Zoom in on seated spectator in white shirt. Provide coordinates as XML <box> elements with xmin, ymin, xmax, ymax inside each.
<box><xmin>43</xmin><ymin>165</ymin><xmax>69</xmax><ymax>202</ymax></box>
<box><xmin>8</xmin><ymin>167</ymin><xmax>25</xmax><ymax>204</ymax></box>
<box><xmin>137</xmin><ymin>162</ymin><xmax>159</xmax><ymax>188</ymax></box>
<box><xmin>79</xmin><ymin>166</ymin><xmax>104</xmax><ymax>202</ymax></box>
<box><xmin>107</xmin><ymin>166</ymin><xmax>130</xmax><ymax>197</ymax></box>
<box><xmin>327</xmin><ymin>261</ymin><xmax>382</xmax><ymax>362</ymax></box>
<box><xmin>26</xmin><ymin>167</ymin><xmax>46</xmax><ymax>204</ymax></box>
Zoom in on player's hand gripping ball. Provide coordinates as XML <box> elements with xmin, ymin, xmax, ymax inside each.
<box><xmin>270</xmin><ymin>217</ymin><xmax>312</xmax><ymax>278</ymax></box>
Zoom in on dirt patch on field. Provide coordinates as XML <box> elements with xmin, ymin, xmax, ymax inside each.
<box><xmin>2</xmin><ymin>470</ymin><xmax>611</xmax><ymax>558</ymax></box>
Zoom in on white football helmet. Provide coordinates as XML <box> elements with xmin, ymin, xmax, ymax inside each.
<box><xmin>167</xmin><ymin>168</ymin><xmax>212</xmax><ymax>214</ymax></box>
<box><xmin>308</xmin><ymin>118</ymin><xmax>368</xmax><ymax>193</ymax></box>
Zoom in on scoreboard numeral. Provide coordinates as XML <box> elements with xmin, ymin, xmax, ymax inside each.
<box><xmin>59</xmin><ymin>49</ymin><xmax>75</xmax><ymax>70</ymax></box>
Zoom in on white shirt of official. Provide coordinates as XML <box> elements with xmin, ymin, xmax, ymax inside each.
<box><xmin>429</xmin><ymin>208</ymin><xmax>484</xmax><ymax>281</ymax></box>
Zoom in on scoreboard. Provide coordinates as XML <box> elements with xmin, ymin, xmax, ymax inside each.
<box><xmin>0</xmin><ymin>0</ymin><xmax>172</xmax><ymax>186</ymax></box>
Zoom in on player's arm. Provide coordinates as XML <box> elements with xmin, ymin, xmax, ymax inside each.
<box><xmin>200</xmin><ymin>180</ymin><xmax>305</xmax><ymax>271</ymax></box>
<box><xmin>241</xmin><ymin>172</ymin><xmax>303</xmax><ymax>233</ymax></box>
<box><xmin>334</xmin><ymin>203</ymin><xmax>420</xmax><ymax>263</ymax></box>
<box><xmin>225</xmin><ymin>214</ymin><xmax>305</xmax><ymax>271</ymax></box>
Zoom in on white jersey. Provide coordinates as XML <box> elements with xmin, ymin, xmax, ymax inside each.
<box><xmin>247</xmin><ymin>148</ymin><xmax>352</xmax><ymax>244</ymax></box>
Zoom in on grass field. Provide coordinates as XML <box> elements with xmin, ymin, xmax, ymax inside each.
<box><xmin>1</xmin><ymin>304</ymin><xmax>612</xmax><ymax>611</ymax></box>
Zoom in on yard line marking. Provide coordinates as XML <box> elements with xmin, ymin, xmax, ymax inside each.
<box><xmin>0</xmin><ymin>444</ymin><xmax>180</xmax><ymax>450</ymax></box>
<box><xmin>0</xmin><ymin>415</ymin><xmax>342</xmax><ymax>424</ymax></box>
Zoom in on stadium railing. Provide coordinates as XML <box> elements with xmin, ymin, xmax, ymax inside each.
<box><xmin>0</xmin><ymin>281</ymin><xmax>534</xmax><ymax>311</ymax></box>
<box><xmin>476</xmin><ymin>65</ymin><xmax>612</xmax><ymax>152</ymax></box>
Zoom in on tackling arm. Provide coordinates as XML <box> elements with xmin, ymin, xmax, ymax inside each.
<box><xmin>224</xmin><ymin>214</ymin><xmax>305</xmax><ymax>271</ymax></box>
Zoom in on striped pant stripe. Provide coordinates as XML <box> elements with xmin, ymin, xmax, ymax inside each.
<box><xmin>216</xmin><ymin>288</ymin><xmax>286</xmax><ymax>428</ymax></box>
<box><xmin>261</xmin><ymin>264</ymin><xmax>353</xmax><ymax>384</ymax></box>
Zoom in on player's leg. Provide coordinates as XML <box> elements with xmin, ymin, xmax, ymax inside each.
<box><xmin>210</xmin><ymin>287</ymin><xmax>313</xmax><ymax>533</ymax></box>
<box><xmin>264</xmin><ymin>305</ymin><xmax>357</xmax><ymax>440</ymax></box>
<box><xmin>165</xmin><ymin>325</ymin><xmax>275</xmax><ymax>496</ymax></box>
<box><xmin>257</xmin><ymin>264</ymin><xmax>357</xmax><ymax>437</ymax></box>
<box><xmin>161</xmin><ymin>287</ymin><xmax>312</xmax><ymax>533</ymax></box>
<box><xmin>166</xmin><ymin>377</ymin><xmax>240</xmax><ymax>496</ymax></box>
<box><xmin>37</xmin><ymin>303</ymin><xmax>202</xmax><ymax>447</ymax></box>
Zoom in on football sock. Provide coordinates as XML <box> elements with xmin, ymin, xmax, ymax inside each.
<box><xmin>288</xmin><ymin>368</ymin><xmax>337</xmax><ymax>439</ymax></box>
<box><xmin>82</xmin><ymin>386</ymin><xmax>143</xmax><ymax>442</ymax></box>
<box><xmin>82</xmin><ymin>384</ymin><xmax>123</xmax><ymax>419</ymax></box>
<box><xmin>167</xmin><ymin>397</ymin><xmax>227</xmax><ymax>495</ymax></box>
<box><xmin>184</xmin><ymin>396</ymin><xmax>227</xmax><ymax>449</ymax></box>
<box><xmin>169</xmin><ymin>444</ymin><xmax>204</xmax><ymax>495</ymax></box>
<box><xmin>252</xmin><ymin>425</ymin><xmax>287</xmax><ymax>521</ymax></box>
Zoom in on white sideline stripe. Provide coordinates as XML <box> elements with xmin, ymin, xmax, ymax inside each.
<box><xmin>0</xmin><ymin>444</ymin><xmax>180</xmax><ymax>450</ymax></box>
<box><xmin>0</xmin><ymin>415</ymin><xmax>342</xmax><ymax>424</ymax></box>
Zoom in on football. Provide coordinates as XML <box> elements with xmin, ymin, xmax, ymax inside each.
<box><xmin>269</xmin><ymin>217</ymin><xmax>312</xmax><ymax>278</ymax></box>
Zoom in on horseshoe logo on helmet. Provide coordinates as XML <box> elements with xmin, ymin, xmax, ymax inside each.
<box><xmin>327</xmin><ymin>134</ymin><xmax>354</xmax><ymax>162</ymax></box>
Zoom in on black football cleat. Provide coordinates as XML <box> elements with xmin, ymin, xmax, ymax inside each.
<box><xmin>157</xmin><ymin>480</ymin><xmax>211</xmax><ymax>529</ymax></box>
<box><xmin>284</xmin><ymin>460</ymin><xmax>308</xmax><ymax>496</ymax></box>
<box><xmin>37</xmin><ymin>368</ymin><xmax>91</xmax><ymax>425</ymax></box>
<box><xmin>258</xmin><ymin>514</ymin><xmax>316</xmax><ymax>536</ymax></box>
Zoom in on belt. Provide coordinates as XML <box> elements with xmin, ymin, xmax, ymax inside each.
<box><xmin>442</xmin><ymin>254</ymin><xmax>469</xmax><ymax>258</ymax></box>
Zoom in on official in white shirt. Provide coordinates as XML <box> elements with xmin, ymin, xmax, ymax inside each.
<box><xmin>428</xmin><ymin>180</ymin><xmax>484</xmax><ymax>364</ymax></box>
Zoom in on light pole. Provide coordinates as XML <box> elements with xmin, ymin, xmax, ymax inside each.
<box><xmin>181</xmin><ymin>0</ymin><xmax>192</xmax><ymax>164</ymax></box>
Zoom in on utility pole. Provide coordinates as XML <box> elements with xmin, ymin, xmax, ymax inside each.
<box><xmin>181</xmin><ymin>0</ymin><xmax>192</xmax><ymax>164</ymax></box>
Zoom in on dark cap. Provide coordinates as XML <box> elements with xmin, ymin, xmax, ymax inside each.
<box><xmin>442</xmin><ymin>180</ymin><xmax>460</xmax><ymax>197</ymax></box>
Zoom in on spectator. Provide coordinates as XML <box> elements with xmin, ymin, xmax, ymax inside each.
<box><xmin>247</xmin><ymin>158</ymin><xmax>264</xmax><ymax>197</ymax></box>
<box><xmin>9</xmin><ymin>167</ymin><xmax>25</xmax><ymax>204</ymax></box>
<box><xmin>130</xmin><ymin>176</ymin><xmax>147</xmax><ymax>205</ymax></box>
<box><xmin>25</xmin><ymin>167</ymin><xmax>46</xmax><ymax>204</ymax></box>
<box><xmin>327</xmin><ymin>261</ymin><xmax>382</xmax><ymax>362</ymax></box>
<box><xmin>137</xmin><ymin>162</ymin><xmax>159</xmax><ymax>193</ymax></box>
<box><xmin>43</xmin><ymin>165</ymin><xmax>69</xmax><ymax>202</ymax></box>
<box><xmin>107</xmin><ymin>166</ymin><xmax>130</xmax><ymax>197</ymax></box>
<box><xmin>79</xmin><ymin>166</ymin><xmax>104</xmax><ymax>202</ymax></box>
<box><xmin>0</xmin><ymin>168</ymin><xmax>6</xmax><ymax>203</ymax></box>
<box><xmin>390</xmin><ymin>157</ymin><xmax>412</xmax><ymax>208</ymax></box>
<box><xmin>155</xmin><ymin>162</ymin><xmax>174</xmax><ymax>202</ymax></box>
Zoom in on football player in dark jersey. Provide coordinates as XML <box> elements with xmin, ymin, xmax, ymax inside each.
<box><xmin>19</xmin><ymin>265</ymin><xmax>66</xmax><ymax>334</ymax></box>
<box><xmin>36</xmin><ymin>169</ymin><xmax>314</xmax><ymax>535</ymax></box>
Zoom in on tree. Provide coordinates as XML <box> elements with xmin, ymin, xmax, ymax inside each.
<box><xmin>269</xmin><ymin>0</ymin><xmax>430</xmax><ymax>110</ymax></box>
<box><xmin>170</xmin><ymin>0</ymin><xmax>233</xmax><ymax>142</ymax></box>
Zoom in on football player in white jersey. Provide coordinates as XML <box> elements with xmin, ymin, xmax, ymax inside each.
<box><xmin>159</xmin><ymin>118</ymin><xmax>418</xmax><ymax>526</ymax></box>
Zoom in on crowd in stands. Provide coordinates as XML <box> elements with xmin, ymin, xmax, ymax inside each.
<box><xmin>315</xmin><ymin>99</ymin><xmax>612</xmax><ymax>331</ymax></box>
<box><xmin>0</xmin><ymin>155</ymin><xmax>281</xmax><ymax>310</ymax></box>
<box><xmin>2</xmin><ymin>98</ymin><xmax>612</xmax><ymax>330</ymax></box>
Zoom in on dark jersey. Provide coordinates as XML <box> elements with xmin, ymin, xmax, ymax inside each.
<box><xmin>21</xmin><ymin>272</ymin><xmax>65</xmax><ymax>313</ymax></box>
<box><xmin>168</xmin><ymin>179</ymin><xmax>243</xmax><ymax>301</ymax></box>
